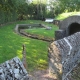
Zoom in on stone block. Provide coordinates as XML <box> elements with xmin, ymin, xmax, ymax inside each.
<box><xmin>0</xmin><ymin>57</ymin><xmax>29</xmax><ymax>80</ymax></box>
<box><xmin>55</xmin><ymin>29</ymin><xmax>66</xmax><ymax>40</ymax></box>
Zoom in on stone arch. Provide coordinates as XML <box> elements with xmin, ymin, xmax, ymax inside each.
<box><xmin>55</xmin><ymin>15</ymin><xmax>80</xmax><ymax>40</ymax></box>
<box><xmin>59</xmin><ymin>15</ymin><xmax>80</xmax><ymax>30</ymax></box>
<box><xmin>68</xmin><ymin>23</ymin><xmax>80</xmax><ymax>35</ymax></box>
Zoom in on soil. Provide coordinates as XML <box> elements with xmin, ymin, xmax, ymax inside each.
<box><xmin>28</xmin><ymin>69</ymin><xmax>57</xmax><ymax>80</ymax></box>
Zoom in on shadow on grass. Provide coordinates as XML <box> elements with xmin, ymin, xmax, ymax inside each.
<box><xmin>0</xmin><ymin>22</ymin><xmax>49</xmax><ymax>72</ymax></box>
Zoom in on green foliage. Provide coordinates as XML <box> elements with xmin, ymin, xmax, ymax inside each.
<box><xmin>0</xmin><ymin>0</ymin><xmax>26</xmax><ymax>24</ymax></box>
<box><xmin>49</xmin><ymin>0</ymin><xmax>80</xmax><ymax>16</ymax></box>
<box><xmin>32</xmin><ymin>0</ymin><xmax>47</xmax><ymax>4</ymax></box>
<box><xmin>63</xmin><ymin>0</ymin><xmax>80</xmax><ymax>12</ymax></box>
<box><xmin>0</xmin><ymin>0</ymin><xmax>47</xmax><ymax>23</ymax></box>
<box><xmin>59</xmin><ymin>0</ymin><xmax>80</xmax><ymax>12</ymax></box>
<box><xmin>1</xmin><ymin>0</ymin><xmax>80</xmax><ymax>25</ymax></box>
<box><xmin>18</xmin><ymin>3</ymin><xmax>28</xmax><ymax>20</ymax></box>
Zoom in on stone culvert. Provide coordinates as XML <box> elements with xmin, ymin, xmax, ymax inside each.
<box><xmin>55</xmin><ymin>15</ymin><xmax>80</xmax><ymax>40</ymax></box>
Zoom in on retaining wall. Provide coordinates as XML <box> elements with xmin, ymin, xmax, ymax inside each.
<box><xmin>14</xmin><ymin>24</ymin><xmax>43</xmax><ymax>34</ymax></box>
<box><xmin>14</xmin><ymin>24</ymin><xmax>54</xmax><ymax>42</ymax></box>
<box><xmin>48</xmin><ymin>32</ymin><xmax>80</xmax><ymax>80</ymax></box>
<box><xmin>0</xmin><ymin>57</ymin><xmax>29</xmax><ymax>80</ymax></box>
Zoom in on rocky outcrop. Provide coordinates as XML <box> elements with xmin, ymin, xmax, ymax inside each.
<box><xmin>0</xmin><ymin>57</ymin><xmax>29</xmax><ymax>80</ymax></box>
<box><xmin>48</xmin><ymin>32</ymin><xmax>80</xmax><ymax>80</ymax></box>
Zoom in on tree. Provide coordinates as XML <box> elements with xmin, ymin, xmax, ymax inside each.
<box><xmin>48</xmin><ymin>0</ymin><xmax>80</xmax><ymax>16</ymax></box>
<box><xmin>0</xmin><ymin>0</ymin><xmax>27</xmax><ymax>24</ymax></box>
<box><xmin>18</xmin><ymin>3</ymin><xmax>28</xmax><ymax>20</ymax></box>
<box><xmin>59</xmin><ymin>0</ymin><xmax>80</xmax><ymax>12</ymax></box>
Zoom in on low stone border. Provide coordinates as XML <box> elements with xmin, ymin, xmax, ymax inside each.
<box><xmin>15</xmin><ymin>24</ymin><xmax>43</xmax><ymax>34</ymax></box>
<box><xmin>14</xmin><ymin>24</ymin><xmax>54</xmax><ymax>42</ymax></box>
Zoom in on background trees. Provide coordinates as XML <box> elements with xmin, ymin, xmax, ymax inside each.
<box><xmin>49</xmin><ymin>0</ymin><xmax>80</xmax><ymax>16</ymax></box>
<box><xmin>0</xmin><ymin>0</ymin><xmax>26</xmax><ymax>24</ymax></box>
<box><xmin>0</xmin><ymin>0</ymin><xmax>80</xmax><ymax>25</ymax></box>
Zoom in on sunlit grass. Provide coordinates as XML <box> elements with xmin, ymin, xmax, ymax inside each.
<box><xmin>25</xmin><ymin>25</ymin><xmax>58</xmax><ymax>38</ymax></box>
<box><xmin>0</xmin><ymin>20</ymin><xmax>58</xmax><ymax>72</ymax></box>
<box><xmin>55</xmin><ymin>12</ymin><xmax>80</xmax><ymax>20</ymax></box>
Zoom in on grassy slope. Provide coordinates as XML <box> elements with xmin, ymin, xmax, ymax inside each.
<box><xmin>0</xmin><ymin>20</ymin><xmax>58</xmax><ymax>72</ymax></box>
<box><xmin>55</xmin><ymin>12</ymin><xmax>80</xmax><ymax>20</ymax></box>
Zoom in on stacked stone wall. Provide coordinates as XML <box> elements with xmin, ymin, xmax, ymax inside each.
<box><xmin>49</xmin><ymin>32</ymin><xmax>80</xmax><ymax>80</ymax></box>
<box><xmin>0</xmin><ymin>57</ymin><xmax>29</xmax><ymax>80</ymax></box>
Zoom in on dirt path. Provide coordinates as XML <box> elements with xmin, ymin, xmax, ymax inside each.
<box><xmin>28</xmin><ymin>69</ymin><xmax>57</xmax><ymax>80</ymax></box>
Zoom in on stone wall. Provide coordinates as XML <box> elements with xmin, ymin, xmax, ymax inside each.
<box><xmin>0</xmin><ymin>57</ymin><xmax>29</xmax><ymax>80</ymax></box>
<box><xmin>14</xmin><ymin>24</ymin><xmax>43</xmax><ymax>35</ymax></box>
<box><xmin>48</xmin><ymin>32</ymin><xmax>80</xmax><ymax>80</ymax></box>
<box><xmin>14</xmin><ymin>23</ymin><xmax>49</xmax><ymax>34</ymax></box>
<box><xmin>14</xmin><ymin>24</ymin><xmax>54</xmax><ymax>42</ymax></box>
<box><xmin>55</xmin><ymin>15</ymin><xmax>80</xmax><ymax>40</ymax></box>
<box><xmin>59</xmin><ymin>15</ymin><xmax>80</xmax><ymax>30</ymax></box>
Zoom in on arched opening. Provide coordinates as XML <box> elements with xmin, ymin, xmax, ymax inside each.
<box><xmin>68</xmin><ymin>23</ymin><xmax>80</xmax><ymax>35</ymax></box>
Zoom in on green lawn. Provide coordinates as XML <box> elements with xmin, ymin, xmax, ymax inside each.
<box><xmin>25</xmin><ymin>25</ymin><xmax>58</xmax><ymax>38</ymax></box>
<box><xmin>0</xmin><ymin>20</ymin><xmax>58</xmax><ymax>72</ymax></box>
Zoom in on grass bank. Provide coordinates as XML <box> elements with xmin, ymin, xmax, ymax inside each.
<box><xmin>55</xmin><ymin>12</ymin><xmax>80</xmax><ymax>20</ymax></box>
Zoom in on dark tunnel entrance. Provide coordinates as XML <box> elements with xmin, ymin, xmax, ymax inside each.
<box><xmin>68</xmin><ymin>23</ymin><xmax>80</xmax><ymax>35</ymax></box>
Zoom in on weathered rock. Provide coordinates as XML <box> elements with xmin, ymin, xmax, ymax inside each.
<box><xmin>48</xmin><ymin>32</ymin><xmax>80</xmax><ymax>80</ymax></box>
<box><xmin>55</xmin><ymin>30</ymin><xmax>66</xmax><ymax>40</ymax></box>
<box><xmin>0</xmin><ymin>57</ymin><xmax>29</xmax><ymax>80</ymax></box>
